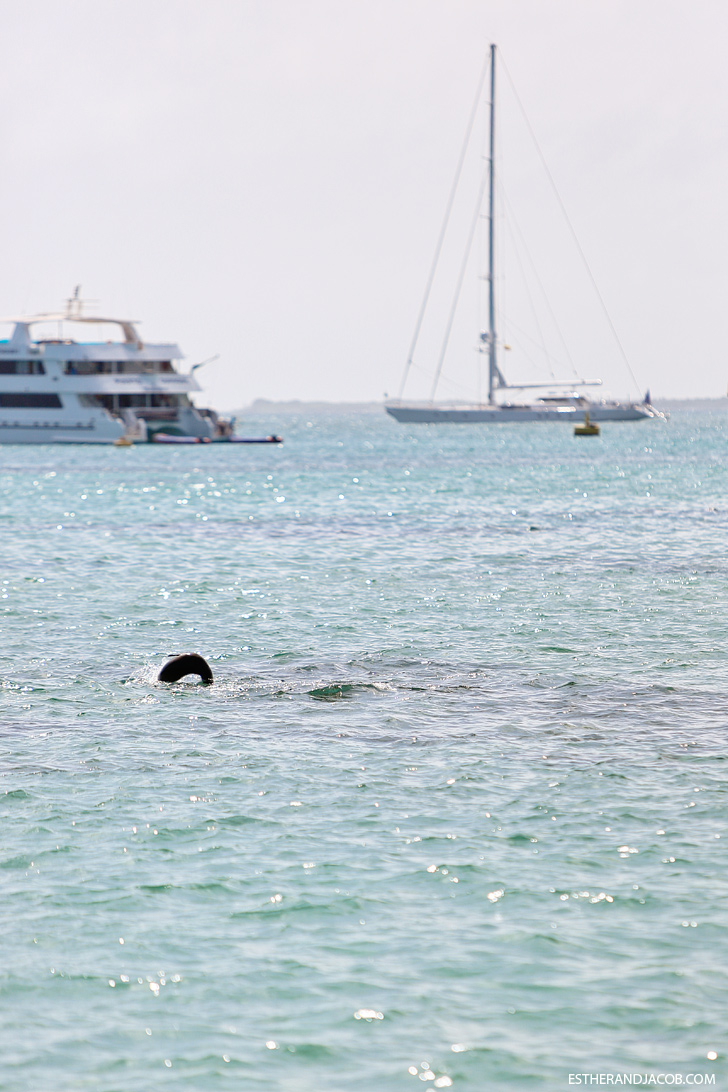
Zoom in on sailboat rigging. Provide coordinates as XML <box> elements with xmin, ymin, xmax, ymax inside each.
<box><xmin>386</xmin><ymin>44</ymin><xmax>657</xmax><ymax>424</ymax></box>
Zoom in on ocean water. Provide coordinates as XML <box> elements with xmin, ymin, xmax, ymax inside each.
<box><xmin>1</xmin><ymin>407</ymin><xmax>727</xmax><ymax>1091</ymax></box>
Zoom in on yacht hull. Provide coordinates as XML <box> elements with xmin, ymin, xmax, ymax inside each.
<box><xmin>0</xmin><ymin>416</ymin><xmax>125</xmax><ymax>443</ymax></box>
<box><xmin>385</xmin><ymin>403</ymin><xmax>653</xmax><ymax>424</ymax></box>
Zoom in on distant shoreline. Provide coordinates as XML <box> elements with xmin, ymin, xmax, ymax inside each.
<box><xmin>235</xmin><ymin>399</ymin><xmax>385</xmax><ymax>414</ymax></box>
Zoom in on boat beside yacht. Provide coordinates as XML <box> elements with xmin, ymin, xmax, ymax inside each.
<box><xmin>0</xmin><ymin>291</ymin><xmax>237</xmax><ymax>443</ymax></box>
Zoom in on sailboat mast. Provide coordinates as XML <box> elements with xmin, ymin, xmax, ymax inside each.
<box><xmin>487</xmin><ymin>43</ymin><xmax>497</xmax><ymax>405</ymax></box>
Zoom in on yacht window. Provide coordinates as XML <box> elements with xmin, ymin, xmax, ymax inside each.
<box><xmin>82</xmin><ymin>361</ymin><xmax>115</xmax><ymax>373</ymax></box>
<box><xmin>0</xmin><ymin>393</ymin><xmax>62</xmax><ymax>408</ymax></box>
<box><xmin>65</xmin><ymin>361</ymin><xmax>97</xmax><ymax>375</ymax></box>
<box><xmin>0</xmin><ymin>360</ymin><xmax>46</xmax><ymax>375</ymax></box>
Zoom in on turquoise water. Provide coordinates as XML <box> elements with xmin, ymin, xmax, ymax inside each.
<box><xmin>1</xmin><ymin>408</ymin><xmax>727</xmax><ymax>1090</ymax></box>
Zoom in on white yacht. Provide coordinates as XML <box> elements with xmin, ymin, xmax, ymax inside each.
<box><xmin>0</xmin><ymin>291</ymin><xmax>233</xmax><ymax>443</ymax></box>
<box><xmin>386</xmin><ymin>45</ymin><xmax>658</xmax><ymax>426</ymax></box>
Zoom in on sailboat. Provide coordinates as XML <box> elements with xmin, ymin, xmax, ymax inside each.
<box><xmin>385</xmin><ymin>45</ymin><xmax>657</xmax><ymax>425</ymax></box>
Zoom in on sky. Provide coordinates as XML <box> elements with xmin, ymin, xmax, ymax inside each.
<box><xmin>0</xmin><ymin>0</ymin><xmax>726</xmax><ymax>410</ymax></box>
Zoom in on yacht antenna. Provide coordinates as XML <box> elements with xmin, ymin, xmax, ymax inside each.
<box><xmin>190</xmin><ymin>353</ymin><xmax>220</xmax><ymax>374</ymax></box>
<box><xmin>66</xmin><ymin>286</ymin><xmax>83</xmax><ymax>318</ymax></box>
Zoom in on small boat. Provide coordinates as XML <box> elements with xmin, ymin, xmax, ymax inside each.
<box><xmin>151</xmin><ymin>432</ymin><xmax>282</xmax><ymax>445</ymax></box>
<box><xmin>386</xmin><ymin>46</ymin><xmax>657</xmax><ymax>426</ymax></box>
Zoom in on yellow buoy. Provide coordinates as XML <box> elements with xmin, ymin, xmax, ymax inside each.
<box><xmin>574</xmin><ymin>412</ymin><xmax>600</xmax><ymax>437</ymax></box>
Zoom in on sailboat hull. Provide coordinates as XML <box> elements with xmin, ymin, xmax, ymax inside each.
<box><xmin>385</xmin><ymin>402</ymin><xmax>654</xmax><ymax>423</ymax></box>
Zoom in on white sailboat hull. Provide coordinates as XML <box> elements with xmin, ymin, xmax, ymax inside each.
<box><xmin>385</xmin><ymin>402</ymin><xmax>654</xmax><ymax>424</ymax></box>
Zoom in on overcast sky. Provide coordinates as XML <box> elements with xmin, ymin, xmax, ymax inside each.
<box><xmin>0</xmin><ymin>0</ymin><xmax>726</xmax><ymax>409</ymax></box>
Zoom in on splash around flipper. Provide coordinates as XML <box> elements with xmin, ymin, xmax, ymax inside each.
<box><xmin>158</xmin><ymin>653</ymin><xmax>214</xmax><ymax>685</ymax></box>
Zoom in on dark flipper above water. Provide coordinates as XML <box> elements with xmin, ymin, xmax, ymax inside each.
<box><xmin>158</xmin><ymin>654</ymin><xmax>213</xmax><ymax>684</ymax></box>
